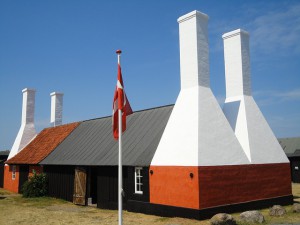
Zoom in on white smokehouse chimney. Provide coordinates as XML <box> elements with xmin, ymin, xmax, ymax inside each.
<box><xmin>151</xmin><ymin>11</ymin><xmax>249</xmax><ymax>167</ymax></box>
<box><xmin>50</xmin><ymin>92</ymin><xmax>63</xmax><ymax>126</ymax></box>
<box><xmin>222</xmin><ymin>29</ymin><xmax>288</xmax><ymax>163</ymax></box>
<box><xmin>8</xmin><ymin>88</ymin><xmax>37</xmax><ymax>160</ymax></box>
<box><xmin>223</xmin><ymin>29</ymin><xmax>251</xmax><ymax>99</ymax></box>
<box><xmin>178</xmin><ymin>11</ymin><xmax>210</xmax><ymax>89</ymax></box>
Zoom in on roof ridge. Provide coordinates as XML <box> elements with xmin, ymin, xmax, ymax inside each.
<box><xmin>42</xmin><ymin>121</ymin><xmax>81</xmax><ymax>131</ymax></box>
<box><xmin>278</xmin><ymin>136</ymin><xmax>300</xmax><ymax>140</ymax></box>
<box><xmin>82</xmin><ymin>104</ymin><xmax>175</xmax><ymax>122</ymax></box>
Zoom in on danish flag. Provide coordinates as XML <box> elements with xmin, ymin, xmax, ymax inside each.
<box><xmin>113</xmin><ymin>54</ymin><xmax>132</xmax><ymax>140</ymax></box>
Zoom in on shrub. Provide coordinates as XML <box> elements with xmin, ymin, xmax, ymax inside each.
<box><xmin>22</xmin><ymin>171</ymin><xmax>47</xmax><ymax>198</ymax></box>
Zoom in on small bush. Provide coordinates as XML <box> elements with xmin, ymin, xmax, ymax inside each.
<box><xmin>22</xmin><ymin>171</ymin><xmax>47</xmax><ymax>198</ymax></box>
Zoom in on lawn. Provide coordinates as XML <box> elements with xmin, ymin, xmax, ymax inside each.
<box><xmin>0</xmin><ymin>184</ymin><xmax>300</xmax><ymax>225</ymax></box>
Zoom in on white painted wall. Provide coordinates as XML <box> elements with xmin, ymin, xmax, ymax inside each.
<box><xmin>151</xmin><ymin>85</ymin><xmax>249</xmax><ymax>166</ymax></box>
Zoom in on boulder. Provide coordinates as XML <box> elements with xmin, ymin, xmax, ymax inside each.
<box><xmin>292</xmin><ymin>203</ymin><xmax>300</xmax><ymax>213</ymax></box>
<box><xmin>269</xmin><ymin>205</ymin><xmax>286</xmax><ymax>216</ymax></box>
<box><xmin>239</xmin><ymin>210</ymin><xmax>265</xmax><ymax>223</ymax></box>
<box><xmin>210</xmin><ymin>213</ymin><xmax>236</xmax><ymax>225</ymax></box>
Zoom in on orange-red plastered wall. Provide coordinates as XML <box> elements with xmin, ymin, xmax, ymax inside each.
<box><xmin>3</xmin><ymin>165</ymin><xmax>19</xmax><ymax>193</ymax></box>
<box><xmin>150</xmin><ymin>166</ymin><xmax>200</xmax><ymax>209</ymax></box>
<box><xmin>149</xmin><ymin>163</ymin><xmax>291</xmax><ymax>210</ymax></box>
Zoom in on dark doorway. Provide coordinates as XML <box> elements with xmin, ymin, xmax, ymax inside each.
<box><xmin>87</xmin><ymin>167</ymin><xmax>98</xmax><ymax>205</ymax></box>
<box><xmin>0</xmin><ymin>163</ymin><xmax>4</xmax><ymax>188</ymax></box>
<box><xmin>18</xmin><ymin>165</ymin><xmax>29</xmax><ymax>193</ymax></box>
<box><xmin>290</xmin><ymin>158</ymin><xmax>300</xmax><ymax>183</ymax></box>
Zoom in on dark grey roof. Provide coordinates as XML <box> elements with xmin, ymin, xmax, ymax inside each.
<box><xmin>0</xmin><ymin>150</ymin><xmax>9</xmax><ymax>156</ymax></box>
<box><xmin>278</xmin><ymin>137</ymin><xmax>300</xmax><ymax>157</ymax></box>
<box><xmin>40</xmin><ymin>105</ymin><xmax>173</xmax><ymax>166</ymax></box>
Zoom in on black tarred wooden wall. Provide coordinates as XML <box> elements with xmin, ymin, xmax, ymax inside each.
<box><xmin>43</xmin><ymin>165</ymin><xmax>150</xmax><ymax>208</ymax></box>
<box><xmin>0</xmin><ymin>155</ymin><xmax>8</xmax><ymax>188</ymax></box>
<box><xmin>290</xmin><ymin>157</ymin><xmax>300</xmax><ymax>183</ymax></box>
<box><xmin>97</xmin><ymin>166</ymin><xmax>150</xmax><ymax>210</ymax></box>
<box><xmin>97</xmin><ymin>166</ymin><xmax>123</xmax><ymax>209</ymax></box>
<box><xmin>127</xmin><ymin>166</ymin><xmax>150</xmax><ymax>203</ymax></box>
<box><xmin>18</xmin><ymin>165</ymin><xmax>29</xmax><ymax>193</ymax></box>
<box><xmin>0</xmin><ymin>164</ymin><xmax>4</xmax><ymax>188</ymax></box>
<box><xmin>44</xmin><ymin>165</ymin><xmax>75</xmax><ymax>202</ymax></box>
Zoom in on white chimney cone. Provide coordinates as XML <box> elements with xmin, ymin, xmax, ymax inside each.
<box><xmin>8</xmin><ymin>88</ymin><xmax>37</xmax><ymax>160</ymax></box>
<box><xmin>50</xmin><ymin>92</ymin><xmax>63</xmax><ymax>126</ymax></box>
<box><xmin>222</xmin><ymin>29</ymin><xmax>288</xmax><ymax>163</ymax></box>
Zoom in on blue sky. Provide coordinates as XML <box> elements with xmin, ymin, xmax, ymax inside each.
<box><xmin>0</xmin><ymin>0</ymin><xmax>299</xmax><ymax>150</ymax></box>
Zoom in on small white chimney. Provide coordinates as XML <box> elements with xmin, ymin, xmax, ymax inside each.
<box><xmin>8</xmin><ymin>88</ymin><xmax>37</xmax><ymax>160</ymax></box>
<box><xmin>50</xmin><ymin>92</ymin><xmax>63</xmax><ymax>126</ymax></box>
<box><xmin>222</xmin><ymin>29</ymin><xmax>288</xmax><ymax>164</ymax></box>
<box><xmin>223</xmin><ymin>29</ymin><xmax>251</xmax><ymax>99</ymax></box>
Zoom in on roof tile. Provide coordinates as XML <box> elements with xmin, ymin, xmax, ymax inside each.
<box><xmin>6</xmin><ymin>122</ymin><xmax>80</xmax><ymax>165</ymax></box>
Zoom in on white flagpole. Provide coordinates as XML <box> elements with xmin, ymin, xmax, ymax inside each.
<box><xmin>116</xmin><ymin>50</ymin><xmax>123</xmax><ymax>225</ymax></box>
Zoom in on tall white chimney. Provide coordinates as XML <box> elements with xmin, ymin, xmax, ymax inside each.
<box><xmin>222</xmin><ymin>29</ymin><xmax>288</xmax><ymax>163</ymax></box>
<box><xmin>223</xmin><ymin>29</ymin><xmax>251</xmax><ymax>99</ymax></box>
<box><xmin>8</xmin><ymin>88</ymin><xmax>37</xmax><ymax>160</ymax></box>
<box><xmin>178</xmin><ymin>11</ymin><xmax>210</xmax><ymax>89</ymax></box>
<box><xmin>50</xmin><ymin>92</ymin><xmax>63</xmax><ymax>126</ymax></box>
<box><xmin>151</xmin><ymin>11</ymin><xmax>249</xmax><ymax>167</ymax></box>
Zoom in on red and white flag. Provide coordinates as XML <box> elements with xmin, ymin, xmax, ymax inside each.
<box><xmin>113</xmin><ymin>59</ymin><xmax>133</xmax><ymax>140</ymax></box>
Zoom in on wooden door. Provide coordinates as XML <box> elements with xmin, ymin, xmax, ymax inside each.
<box><xmin>73</xmin><ymin>167</ymin><xmax>87</xmax><ymax>205</ymax></box>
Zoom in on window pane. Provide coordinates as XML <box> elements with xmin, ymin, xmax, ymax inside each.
<box><xmin>135</xmin><ymin>167</ymin><xmax>143</xmax><ymax>194</ymax></box>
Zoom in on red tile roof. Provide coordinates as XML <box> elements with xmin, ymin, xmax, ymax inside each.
<box><xmin>6</xmin><ymin>122</ymin><xmax>80</xmax><ymax>165</ymax></box>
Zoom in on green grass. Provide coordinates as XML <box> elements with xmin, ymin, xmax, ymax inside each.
<box><xmin>0</xmin><ymin>188</ymin><xmax>14</xmax><ymax>195</ymax></box>
<box><xmin>0</xmin><ymin>185</ymin><xmax>300</xmax><ymax>224</ymax></box>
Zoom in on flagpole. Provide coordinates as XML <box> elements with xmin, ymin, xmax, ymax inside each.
<box><xmin>116</xmin><ymin>49</ymin><xmax>123</xmax><ymax>225</ymax></box>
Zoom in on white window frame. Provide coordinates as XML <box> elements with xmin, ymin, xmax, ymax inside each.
<box><xmin>134</xmin><ymin>167</ymin><xmax>143</xmax><ymax>194</ymax></box>
<box><xmin>12</xmin><ymin>165</ymin><xmax>16</xmax><ymax>180</ymax></box>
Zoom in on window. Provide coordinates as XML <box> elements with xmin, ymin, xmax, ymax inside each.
<box><xmin>135</xmin><ymin>167</ymin><xmax>143</xmax><ymax>194</ymax></box>
<box><xmin>12</xmin><ymin>165</ymin><xmax>16</xmax><ymax>180</ymax></box>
